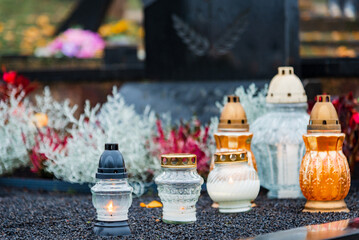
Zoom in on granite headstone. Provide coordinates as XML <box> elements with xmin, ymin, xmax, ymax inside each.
<box><xmin>144</xmin><ymin>0</ymin><xmax>299</xmax><ymax>80</ymax></box>
<box><xmin>119</xmin><ymin>80</ymin><xmax>268</xmax><ymax>122</ymax></box>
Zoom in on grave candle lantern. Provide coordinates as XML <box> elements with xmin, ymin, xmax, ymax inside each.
<box><xmin>91</xmin><ymin>143</ymin><xmax>133</xmax><ymax>236</ymax></box>
<box><xmin>251</xmin><ymin>66</ymin><xmax>309</xmax><ymax>199</ymax></box>
<box><xmin>155</xmin><ymin>153</ymin><xmax>203</xmax><ymax>224</ymax></box>
<box><xmin>300</xmin><ymin>95</ymin><xmax>351</xmax><ymax>212</ymax></box>
<box><xmin>207</xmin><ymin>151</ymin><xmax>260</xmax><ymax>213</ymax></box>
<box><xmin>214</xmin><ymin>95</ymin><xmax>257</xmax><ymax>170</ymax></box>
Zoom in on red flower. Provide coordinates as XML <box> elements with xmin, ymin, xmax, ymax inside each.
<box><xmin>1</xmin><ymin>67</ymin><xmax>37</xmax><ymax>101</ymax></box>
<box><xmin>3</xmin><ymin>71</ymin><xmax>17</xmax><ymax>84</ymax></box>
<box><xmin>152</xmin><ymin>118</ymin><xmax>211</xmax><ymax>178</ymax></box>
<box><xmin>329</xmin><ymin>92</ymin><xmax>359</xmax><ymax>176</ymax></box>
<box><xmin>30</xmin><ymin>127</ymin><xmax>69</xmax><ymax>174</ymax></box>
<box><xmin>14</xmin><ymin>74</ymin><xmax>30</xmax><ymax>87</ymax></box>
<box><xmin>349</xmin><ymin>111</ymin><xmax>359</xmax><ymax>129</ymax></box>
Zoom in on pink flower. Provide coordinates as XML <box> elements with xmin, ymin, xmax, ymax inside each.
<box><xmin>45</xmin><ymin>29</ymin><xmax>105</xmax><ymax>58</ymax></box>
<box><xmin>62</xmin><ymin>42</ymin><xmax>79</xmax><ymax>57</ymax></box>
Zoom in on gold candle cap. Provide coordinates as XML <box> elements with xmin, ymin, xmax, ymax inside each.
<box><xmin>214</xmin><ymin>151</ymin><xmax>248</xmax><ymax>164</ymax></box>
<box><xmin>307</xmin><ymin>95</ymin><xmax>341</xmax><ymax>133</ymax></box>
<box><xmin>266</xmin><ymin>66</ymin><xmax>307</xmax><ymax>104</ymax></box>
<box><xmin>161</xmin><ymin>153</ymin><xmax>197</xmax><ymax>168</ymax></box>
<box><xmin>218</xmin><ymin>95</ymin><xmax>249</xmax><ymax>131</ymax></box>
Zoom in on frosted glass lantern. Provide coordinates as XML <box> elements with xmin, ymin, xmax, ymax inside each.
<box><xmin>207</xmin><ymin>151</ymin><xmax>260</xmax><ymax>213</ymax></box>
<box><xmin>251</xmin><ymin>66</ymin><xmax>309</xmax><ymax>199</ymax></box>
<box><xmin>214</xmin><ymin>95</ymin><xmax>257</xmax><ymax>170</ymax></box>
<box><xmin>155</xmin><ymin>153</ymin><xmax>204</xmax><ymax>224</ymax></box>
<box><xmin>300</xmin><ymin>95</ymin><xmax>350</xmax><ymax>212</ymax></box>
<box><xmin>91</xmin><ymin>143</ymin><xmax>133</xmax><ymax>236</ymax></box>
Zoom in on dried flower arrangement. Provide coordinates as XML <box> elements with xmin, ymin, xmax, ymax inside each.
<box><xmin>2</xmin><ymin>72</ymin><xmax>359</xmax><ymax>191</ymax></box>
<box><xmin>152</xmin><ymin>117</ymin><xmax>212</xmax><ymax>178</ymax></box>
<box><xmin>332</xmin><ymin>92</ymin><xmax>359</xmax><ymax>178</ymax></box>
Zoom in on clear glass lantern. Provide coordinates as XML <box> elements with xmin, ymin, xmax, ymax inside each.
<box><xmin>207</xmin><ymin>151</ymin><xmax>260</xmax><ymax>213</ymax></box>
<box><xmin>300</xmin><ymin>95</ymin><xmax>350</xmax><ymax>212</ymax></box>
<box><xmin>155</xmin><ymin>153</ymin><xmax>204</xmax><ymax>224</ymax></box>
<box><xmin>251</xmin><ymin>66</ymin><xmax>309</xmax><ymax>199</ymax></box>
<box><xmin>214</xmin><ymin>95</ymin><xmax>257</xmax><ymax>171</ymax></box>
<box><xmin>91</xmin><ymin>143</ymin><xmax>133</xmax><ymax>236</ymax></box>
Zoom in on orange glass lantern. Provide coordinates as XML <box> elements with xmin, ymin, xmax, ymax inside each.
<box><xmin>213</xmin><ymin>96</ymin><xmax>257</xmax><ymax>171</ymax></box>
<box><xmin>300</xmin><ymin>95</ymin><xmax>351</xmax><ymax>212</ymax></box>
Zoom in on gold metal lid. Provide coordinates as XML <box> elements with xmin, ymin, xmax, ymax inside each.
<box><xmin>161</xmin><ymin>153</ymin><xmax>197</xmax><ymax>168</ymax></box>
<box><xmin>266</xmin><ymin>67</ymin><xmax>307</xmax><ymax>104</ymax></box>
<box><xmin>214</xmin><ymin>151</ymin><xmax>248</xmax><ymax>164</ymax></box>
<box><xmin>307</xmin><ymin>95</ymin><xmax>341</xmax><ymax>133</ymax></box>
<box><xmin>218</xmin><ymin>95</ymin><xmax>249</xmax><ymax>131</ymax></box>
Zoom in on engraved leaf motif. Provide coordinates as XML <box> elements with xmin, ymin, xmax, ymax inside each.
<box><xmin>212</xmin><ymin>9</ymin><xmax>250</xmax><ymax>56</ymax></box>
<box><xmin>172</xmin><ymin>14</ymin><xmax>210</xmax><ymax>56</ymax></box>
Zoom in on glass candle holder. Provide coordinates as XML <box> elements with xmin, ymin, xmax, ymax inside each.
<box><xmin>207</xmin><ymin>151</ymin><xmax>260</xmax><ymax>213</ymax></box>
<box><xmin>251</xmin><ymin>66</ymin><xmax>309</xmax><ymax>199</ymax></box>
<box><xmin>155</xmin><ymin>153</ymin><xmax>204</xmax><ymax>224</ymax></box>
<box><xmin>214</xmin><ymin>95</ymin><xmax>257</xmax><ymax>170</ymax></box>
<box><xmin>300</xmin><ymin>95</ymin><xmax>351</xmax><ymax>212</ymax></box>
<box><xmin>91</xmin><ymin>143</ymin><xmax>133</xmax><ymax>236</ymax></box>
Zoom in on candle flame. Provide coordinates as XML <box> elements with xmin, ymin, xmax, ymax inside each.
<box><xmin>106</xmin><ymin>200</ymin><xmax>114</xmax><ymax>213</ymax></box>
<box><xmin>229</xmin><ymin>177</ymin><xmax>234</xmax><ymax>184</ymax></box>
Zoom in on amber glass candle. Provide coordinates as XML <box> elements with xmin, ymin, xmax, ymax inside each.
<box><xmin>299</xmin><ymin>95</ymin><xmax>351</xmax><ymax>212</ymax></box>
<box><xmin>213</xmin><ymin>96</ymin><xmax>257</xmax><ymax>171</ymax></box>
<box><xmin>300</xmin><ymin>134</ymin><xmax>350</xmax><ymax>210</ymax></box>
<box><xmin>214</xmin><ymin>133</ymin><xmax>257</xmax><ymax>170</ymax></box>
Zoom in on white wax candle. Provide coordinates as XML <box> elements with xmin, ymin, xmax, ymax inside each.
<box><xmin>276</xmin><ymin>143</ymin><xmax>302</xmax><ymax>198</ymax></box>
<box><xmin>207</xmin><ymin>179</ymin><xmax>260</xmax><ymax>202</ymax></box>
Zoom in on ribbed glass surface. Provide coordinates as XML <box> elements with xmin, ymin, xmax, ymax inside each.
<box><xmin>207</xmin><ymin>162</ymin><xmax>259</xmax><ymax>213</ymax></box>
<box><xmin>251</xmin><ymin>103</ymin><xmax>309</xmax><ymax>198</ymax></box>
<box><xmin>155</xmin><ymin>168</ymin><xmax>203</xmax><ymax>223</ymax></box>
<box><xmin>91</xmin><ymin>179</ymin><xmax>133</xmax><ymax>221</ymax></box>
<box><xmin>300</xmin><ymin>134</ymin><xmax>350</xmax><ymax>201</ymax></box>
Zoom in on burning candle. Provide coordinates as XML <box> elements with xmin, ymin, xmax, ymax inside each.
<box><xmin>106</xmin><ymin>201</ymin><xmax>115</xmax><ymax>214</ymax></box>
<box><xmin>91</xmin><ymin>143</ymin><xmax>133</xmax><ymax>236</ymax></box>
<box><xmin>207</xmin><ymin>151</ymin><xmax>260</xmax><ymax>213</ymax></box>
<box><xmin>155</xmin><ymin>153</ymin><xmax>203</xmax><ymax>224</ymax></box>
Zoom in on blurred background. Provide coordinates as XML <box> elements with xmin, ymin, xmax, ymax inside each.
<box><xmin>0</xmin><ymin>0</ymin><xmax>358</xmax><ymax>116</ymax></box>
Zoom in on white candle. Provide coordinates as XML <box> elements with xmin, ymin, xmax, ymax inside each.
<box><xmin>155</xmin><ymin>153</ymin><xmax>204</xmax><ymax>224</ymax></box>
<box><xmin>162</xmin><ymin>204</ymin><xmax>196</xmax><ymax>222</ymax></box>
<box><xmin>275</xmin><ymin>143</ymin><xmax>303</xmax><ymax>198</ymax></box>
<box><xmin>207</xmin><ymin>157</ymin><xmax>260</xmax><ymax>213</ymax></box>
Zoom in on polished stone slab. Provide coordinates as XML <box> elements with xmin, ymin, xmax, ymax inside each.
<box><xmin>119</xmin><ymin>80</ymin><xmax>268</xmax><ymax>122</ymax></box>
<box><xmin>247</xmin><ymin>218</ymin><xmax>359</xmax><ymax>240</ymax></box>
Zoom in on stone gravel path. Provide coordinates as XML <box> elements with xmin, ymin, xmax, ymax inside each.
<box><xmin>0</xmin><ymin>187</ymin><xmax>358</xmax><ymax>239</ymax></box>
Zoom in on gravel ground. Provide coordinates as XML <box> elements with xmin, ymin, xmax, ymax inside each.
<box><xmin>0</xmin><ymin>187</ymin><xmax>359</xmax><ymax>240</ymax></box>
